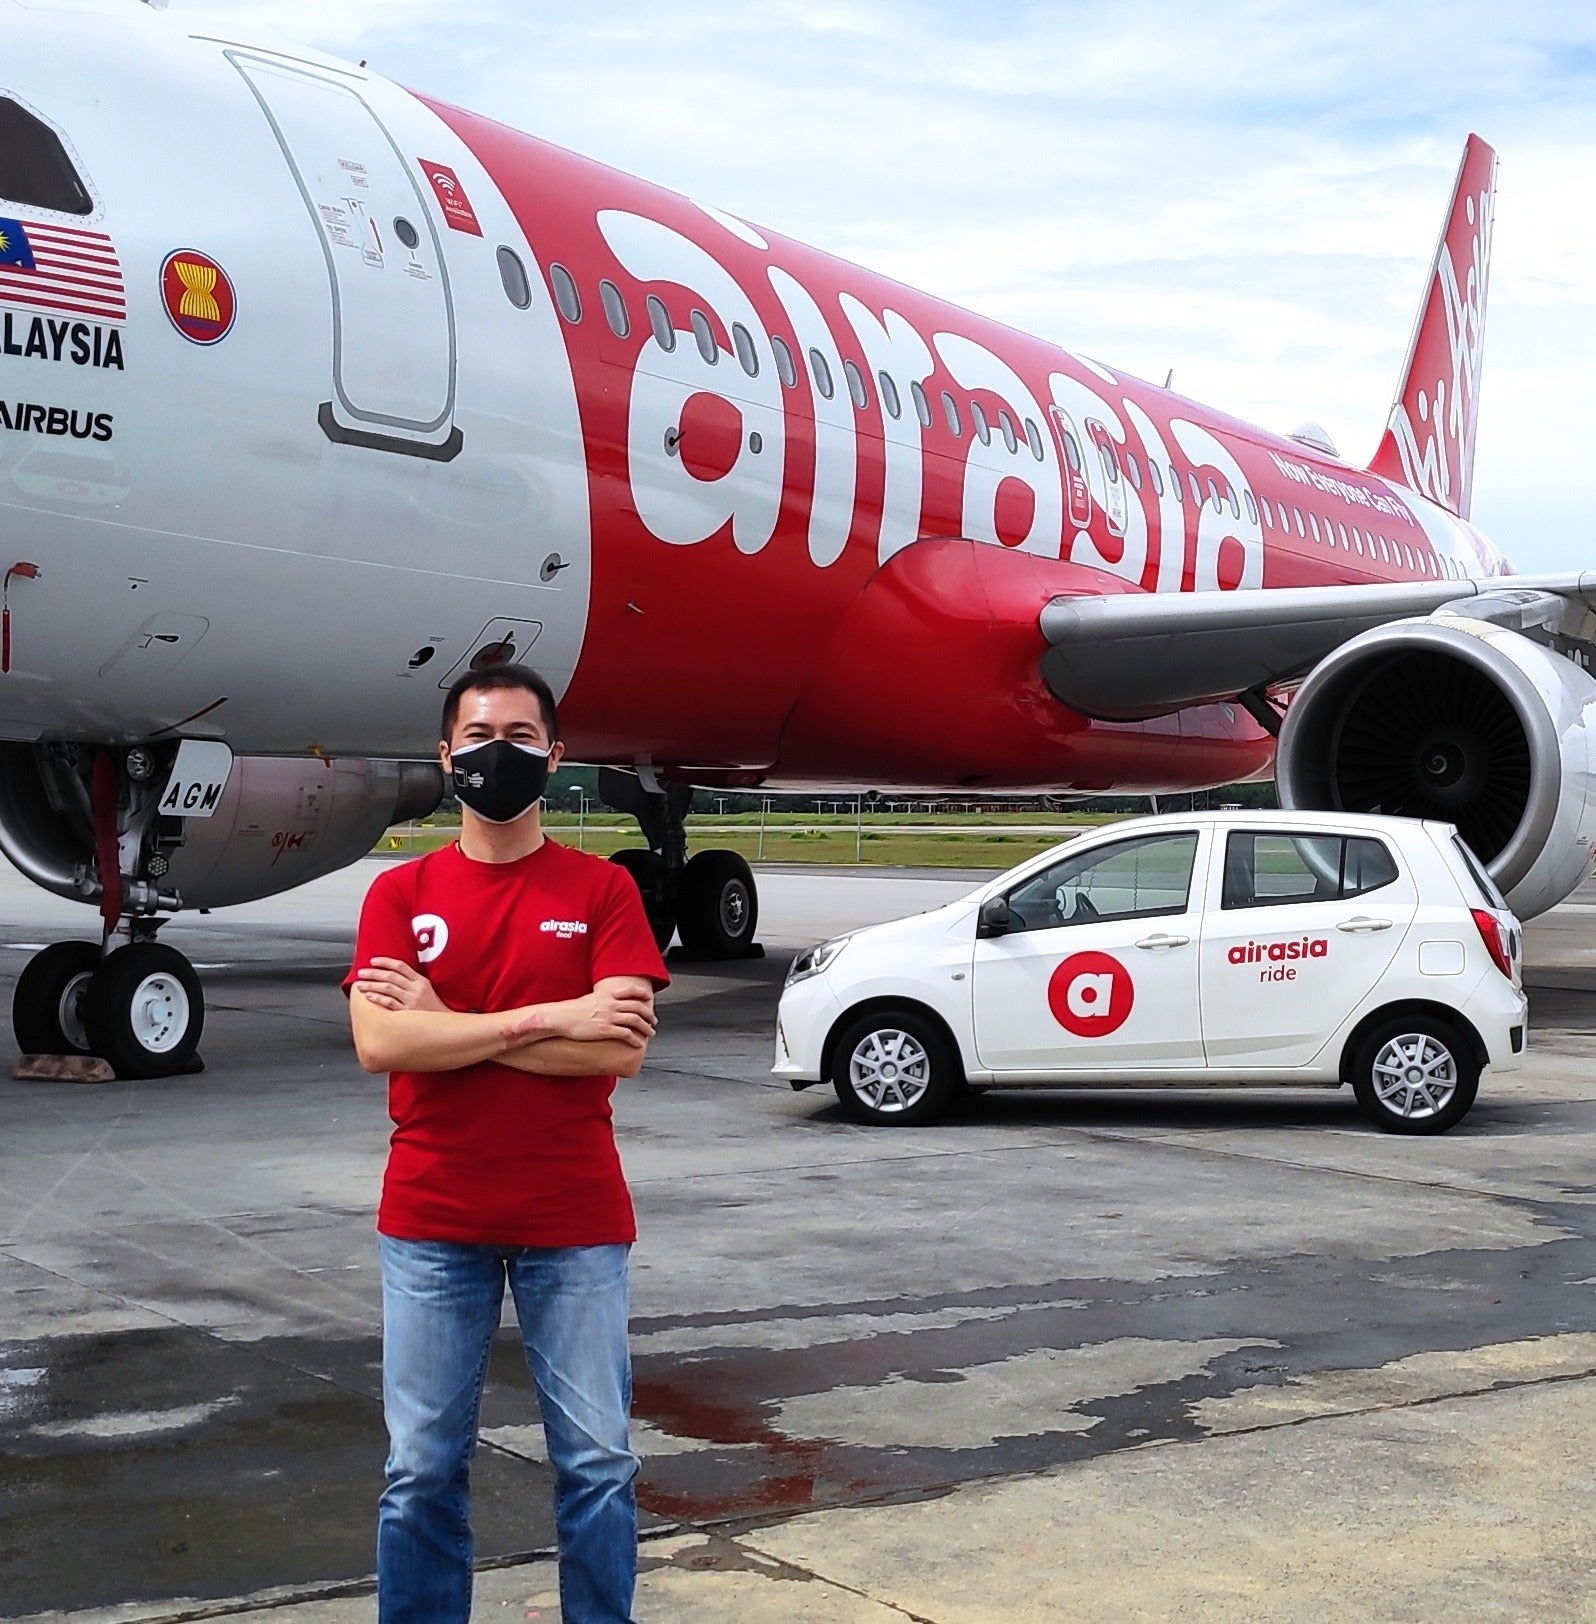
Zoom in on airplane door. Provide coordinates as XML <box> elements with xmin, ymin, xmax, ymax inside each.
<box><xmin>230</xmin><ymin>52</ymin><xmax>461</xmax><ymax>459</ymax></box>
<box><xmin>1049</xmin><ymin>407</ymin><xmax>1093</xmax><ymax>529</ymax></box>
<box><xmin>1087</xmin><ymin>420</ymin><xmax>1127</xmax><ymax>538</ymax></box>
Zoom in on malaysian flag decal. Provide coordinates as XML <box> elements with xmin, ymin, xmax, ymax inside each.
<box><xmin>0</xmin><ymin>217</ymin><xmax>126</xmax><ymax>323</ymax></box>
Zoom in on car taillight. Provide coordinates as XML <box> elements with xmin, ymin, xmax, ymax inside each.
<box><xmin>1471</xmin><ymin>908</ymin><xmax>1513</xmax><ymax>979</ymax></box>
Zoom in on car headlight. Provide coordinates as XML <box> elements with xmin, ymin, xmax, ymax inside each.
<box><xmin>786</xmin><ymin>935</ymin><xmax>852</xmax><ymax>987</ymax></box>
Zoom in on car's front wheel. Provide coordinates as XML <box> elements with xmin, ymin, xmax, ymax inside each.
<box><xmin>830</xmin><ymin>1007</ymin><xmax>960</xmax><ymax>1126</ymax></box>
<box><xmin>1349</xmin><ymin>1013</ymin><xmax>1479</xmax><ymax>1134</ymax></box>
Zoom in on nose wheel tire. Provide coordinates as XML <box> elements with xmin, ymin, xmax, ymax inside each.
<box><xmin>13</xmin><ymin>941</ymin><xmax>101</xmax><ymax>1056</ymax></box>
<box><xmin>83</xmin><ymin>943</ymin><xmax>204</xmax><ymax>1079</ymax></box>
<box><xmin>830</xmin><ymin>1006</ymin><xmax>960</xmax><ymax>1127</ymax></box>
<box><xmin>1349</xmin><ymin>1014</ymin><xmax>1479</xmax><ymax>1134</ymax></box>
<box><xmin>677</xmin><ymin>850</ymin><xmax>759</xmax><ymax>958</ymax></box>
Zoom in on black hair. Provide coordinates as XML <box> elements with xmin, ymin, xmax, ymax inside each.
<box><xmin>440</xmin><ymin>663</ymin><xmax>560</xmax><ymax>742</ymax></box>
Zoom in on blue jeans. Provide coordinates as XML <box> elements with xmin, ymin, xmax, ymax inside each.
<box><xmin>376</xmin><ymin>1236</ymin><xmax>638</xmax><ymax>1624</ymax></box>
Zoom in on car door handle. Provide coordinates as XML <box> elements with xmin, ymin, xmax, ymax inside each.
<box><xmin>1135</xmin><ymin>932</ymin><xmax>1190</xmax><ymax>950</ymax></box>
<box><xmin>1337</xmin><ymin>916</ymin><xmax>1393</xmax><ymax>933</ymax></box>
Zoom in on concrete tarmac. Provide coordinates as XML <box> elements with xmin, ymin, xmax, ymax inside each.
<box><xmin>1</xmin><ymin>856</ymin><xmax>1594</xmax><ymax>1622</ymax></box>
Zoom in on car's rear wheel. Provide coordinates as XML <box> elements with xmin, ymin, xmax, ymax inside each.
<box><xmin>1349</xmin><ymin>1013</ymin><xmax>1479</xmax><ymax>1134</ymax></box>
<box><xmin>830</xmin><ymin>1007</ymin><xmax>960</xmax><ymax>1126</ymax></box>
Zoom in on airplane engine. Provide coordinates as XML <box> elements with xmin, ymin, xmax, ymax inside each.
<box><xmin>1276</xmin><ymin>618</ymin><xmax>1596</xmax><ymax>920</ymax></box>
<box><xmin>0</xmin><ymin>747</ymin><xmax>443</xmax><ymax>911</ymax></box>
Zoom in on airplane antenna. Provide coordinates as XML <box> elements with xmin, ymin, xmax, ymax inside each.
<box><xmin>1164</xmin><ymin>369</ymin><xmax>1174</xmax><ymax>390</ymax></box>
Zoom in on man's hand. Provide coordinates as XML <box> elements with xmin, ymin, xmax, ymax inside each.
<box><xmin>510</xmin><ymin>984</ymin><xmax>656</xmax><ymax>1049</ymax></box>
<box><xmin>352</xmin><ymin>957</ymin><xmax>450</xmax><ymax>1013</ymax></box>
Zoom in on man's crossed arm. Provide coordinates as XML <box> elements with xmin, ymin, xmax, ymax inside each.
<box><xmin>349</xmin><ymin>958</ymin><xmax>657</xmax><ymax>1078</ymax></box>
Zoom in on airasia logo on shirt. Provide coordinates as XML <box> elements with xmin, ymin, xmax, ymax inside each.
<box><xmin>412</xmin><ymin>913</ymin><xmax>449</xmax><ymax>964</ymax></box>
<box><xmin>1047</xmin><ymin>951</ymin><xmax>1135</xmax><ymax>1037</ymax></box>
<box><xmin>541</xmin><ymin>918</ymin><xmax>589</xmax><ymax>940</ymax></box>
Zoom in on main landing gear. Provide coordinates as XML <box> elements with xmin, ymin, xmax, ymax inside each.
<box><xmin>596</xmin><ymin>767</ymin><xmax>761</xmax><ymax>959</ymax></box>
<box><xmin>8</xmin><ymin>745</ymin><xmax>203</xmax><ymax>1079</ymax></box>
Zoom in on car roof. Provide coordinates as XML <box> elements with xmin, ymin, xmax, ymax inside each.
<box><xmin>1077</xmin><ymin>809</ymin><xmax>1445</xmax><ymax>840</ymax></box>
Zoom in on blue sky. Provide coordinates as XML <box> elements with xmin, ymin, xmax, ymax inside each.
<box><xmin>184</xmin><ymin>0</ymin><xmax>1596</xmax><ymax>571</ymax></box>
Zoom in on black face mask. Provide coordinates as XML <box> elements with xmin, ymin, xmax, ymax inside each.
<box><xmin>449</xmin><ymin>740</ymin><xmax>552</xmax><ymax>825</ymax></box>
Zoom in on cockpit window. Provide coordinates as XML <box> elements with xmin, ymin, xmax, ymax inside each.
<box><xmin>0</xmin><ymin>100</ymin><xmax>92</xmax><ymax>216</ymax></box>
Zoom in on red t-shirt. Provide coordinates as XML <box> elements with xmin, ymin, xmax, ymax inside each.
<box><xmin>344</xmin><ymin>839</ymin><xmax>668</xmax><ymax>1246</ymax></box>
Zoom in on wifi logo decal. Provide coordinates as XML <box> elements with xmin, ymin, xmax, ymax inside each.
<box><xmin>418</xmin><ymin>158</ymin><xmax>483</xmax><ymax>237</ymax></box>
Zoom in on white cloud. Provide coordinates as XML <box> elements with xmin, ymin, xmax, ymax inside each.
<box><xmin>173</xmin><ymin>0</ymin><xmax>1596</xmax><ymax>569</ymax></box>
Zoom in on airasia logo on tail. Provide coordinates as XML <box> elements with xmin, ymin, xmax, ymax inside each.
<box><xmin>1048</xmin><ymin>951</ymin><xmax>1134</xmax><ymax>1037</ymax></box>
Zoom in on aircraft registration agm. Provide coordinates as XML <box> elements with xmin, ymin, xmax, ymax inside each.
<box><xmin>0</xmin><ymin>0</ymin><xmax>1591</xmax><ymax>1081</ymax></box>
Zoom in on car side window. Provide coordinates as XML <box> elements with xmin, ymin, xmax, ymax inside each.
<box><xmin>1003</xmin><ymin>832</ymin><xmax>1199</xmax><ymax>933</ymax></box>
<box><xmin>1222</xmin><ymin>831</ymin><xmax>1399</xmax><ymax>909</ymax></box>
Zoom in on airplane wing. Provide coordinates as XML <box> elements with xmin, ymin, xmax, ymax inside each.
<box><xmin>1038</xmin><ymin>575</ymin><xmax>1596</xmax><ymax>722</ymax></box>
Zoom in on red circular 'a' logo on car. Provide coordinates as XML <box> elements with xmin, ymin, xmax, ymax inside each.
<box><xmin>1047</xmin><ymin>951</ymin><xmax>1134</xmax><ymax>1037</ymax></box>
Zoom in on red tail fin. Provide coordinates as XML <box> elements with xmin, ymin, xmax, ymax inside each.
<box><xmin>1368</xmin><ymin>134</ymin><xmax>1497</xmax><ymax>520</ymax></box>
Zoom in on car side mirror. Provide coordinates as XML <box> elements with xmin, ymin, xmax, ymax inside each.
<box><xmin>977</xmin><ymin>895</ymin><xmax>1013</xmax><ymax>938</ymax></box>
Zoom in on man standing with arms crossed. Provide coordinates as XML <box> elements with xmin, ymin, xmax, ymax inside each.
<box><xmin>346</xmin><ymin>664</ymin><xmax>667</xmax><ymax>1624</ymax></box>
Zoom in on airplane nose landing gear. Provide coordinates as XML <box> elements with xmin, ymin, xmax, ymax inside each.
<box><xmin>83</xmin><ymin>942</ymin><xmax>204</xmax><ymax>1077</ymax></box>
<box><xmin>7</xmin><ymin>745</ymin><xmax>206</xmax><ymax>1079</ymax></box>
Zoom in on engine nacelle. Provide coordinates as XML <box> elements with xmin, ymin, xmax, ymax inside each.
<box><xmin>1277</xmin><ymin>616</ymin><xmax>1596</xmax><ymax>920</ymax></box>
<box><xmin>0</xmin><ymin>748</ymin><xmax>443</xmax><ymax>911</ymax></box>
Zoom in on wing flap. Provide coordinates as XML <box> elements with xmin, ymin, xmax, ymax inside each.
<box><xmin>1039</xmin><ymin>575</ymin><xmax>1596</xmax><ymax>722</ymax></box>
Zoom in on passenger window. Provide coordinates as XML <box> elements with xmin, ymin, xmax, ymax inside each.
<box><xmin>998</xmin><ymin>410</ymin><xmax>1018</xmax><ymax>454</ymax></box>
<box><xmin>496</xmin><ymin>246</ymin><xmax>532</xmax><ymax>309</ymax></box>
<box><xmin>1148</xmin><ymin>458</ymin><xmax>1164</xmax><ymax>497</ymax></box>
<box><xmin>1277</xmin><ymin>501</ymin><xmax>1289</xmax><ymax>529</ymax></box>
<box><xmin>1355</xmin><ymin>531</ymin><xmax>1365</xmax><ymax>556</ymax></box>
<box><xmin>1403</xmin><ymin>544</ymin><xmax>1415</xmax><ymax>570</ymax></box>
<box><xmin>942</xmin><ymin>391</ymin><xmax>963</xmax><ymax>437</ymax></box>
<box><xmin>550</xmin><ymin>264</ymin><xmax>582</xmax><ymax>323</ymax></box>
<box><xmin>809</xmin><ymin>348</ymin><xmax>835</xmax><ymax>399</ymax></box>
<box><xmin>0</xmin><ymin>99</ymin><xmax>92</xmax><ymax>215</ymax></box>
<box><xmin>691</xmin><ymin>309</ymin><xmax>718</xmax><ymax>364</ymax></box>
<box><xmin>1062</xmin><ymin>431</ymin><xmax>1083</xmax><ymax>474</ymax></box>
<box><xmin>732</xmin><ymin>322</ymin><xmax>759</xmax><ymax>377</ymax></box>
<box><xmin>1124</xmin><ymin>449</ymin><xmax>1142</xmax><ymax>489</ymax></box>
<box><xmin>1189</xmin><ymin>472</ymin><xmax>1203</xmax><ymax>506</ymax></box>
<box><xmin>971</xmin><ymin>401</ymin><xmax>992</xmax><ymax>445</ymax></box>
<box><xmin>1207</xmin><ymin>477</ymin><xmax>1222</xmax><ymax>512</ymax></box>
<box><xmin>843</xmin><ymin>358</ymin><xmax>869</xmax><ymax>410</ymax></box>
<box><xmin>1228</xmin><ymin>485</ymin><xmax>1240</xmax><ymax>519</ymax></box>
<box><xmin>1293</xmin><ymin>507</ymin><xmax>1305</xmax><ymax>538</ymax></box>
<box><xmin>1222</xmin><ymin>831</ymin><xmax>1398</xmax><ymax>909</ymax></box>
<box><xmin>911</xmin><ymin>380</ymin><xmax>933</xmax><ymax>427</ymax></box>
<box><xmin>878</xmin><ymin>370</ymin><xmax>902</xmax><ymax>419</ymax></box>
<box><xmin>1343</xmin><ymin>837</ymin><xmax>1399</xmax><ymax>897</ymax></box>
<box><xmin>1244</xmin><ymin>490</ymin><xmax>1257</xmax><ymax>524</ymax></box>
<box><xmin>599</xmin><ymin>279</ymin><xmax>630</xmax><ymax>339</ymax></box>
<box><xmin>1101</xmin><ymin>443</ymin><xmax>1120</xmax><ymax>485</ymax></box>
<box><xmin>1170</xmin><ymin>464</ymin><xmax>1181</xmax><ymax>499</ymax></box>
<box><xmin>1024</xmin><ymin>417</ymin><xmax>1044</xmax><ymax>461</ymax></box>
<box><xmin>646</xmin><ymin>294</ymin><xmax>676</xmax><ymax>352</ymax></box>
<box><xmin>1309</xmin><ymin>513</ymin><xmax>1321</xmax><ymax>543</ymax></box>
<box><xmin>771</xmin><ymin>334</ymin><xmax>797</xmax><ymax>387</ymax></box>
<box><xmin>1003</xmin><ymin>832</ymin><xmax>1199</xmax><ymax>932</ymax></box>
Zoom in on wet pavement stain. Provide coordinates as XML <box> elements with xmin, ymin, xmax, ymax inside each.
<box><xmin>6</xmin><ymin>1203</ymin><xmax>1596</xmax><ymax>1612</ymax></box>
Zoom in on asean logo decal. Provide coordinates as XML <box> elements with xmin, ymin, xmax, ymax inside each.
<box><xmin>412</xmin><ymin>913</ymin><xmax>449</xmax><ymax>964</ymax></box>
<box><xmin>160</xmin><ymin>249</ymin><xmax>236</xmax><ymax>345</ymax></box>
<box><xmin>1048</xmin><ymin>951</ymin><xmax>1134</xmax><ymax>1038</ymax></box>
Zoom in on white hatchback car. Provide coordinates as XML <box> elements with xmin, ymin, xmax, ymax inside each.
<box><xmin>774</xmin><ymin>811</ymin><xmax>1527</xmax><ymax>1134</ymax></box>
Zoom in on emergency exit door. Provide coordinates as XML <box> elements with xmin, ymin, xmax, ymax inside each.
<box><xmin>231</xmin><ymin>52</ymin><xmax>461</xmax><ymax>459</ymax></box>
